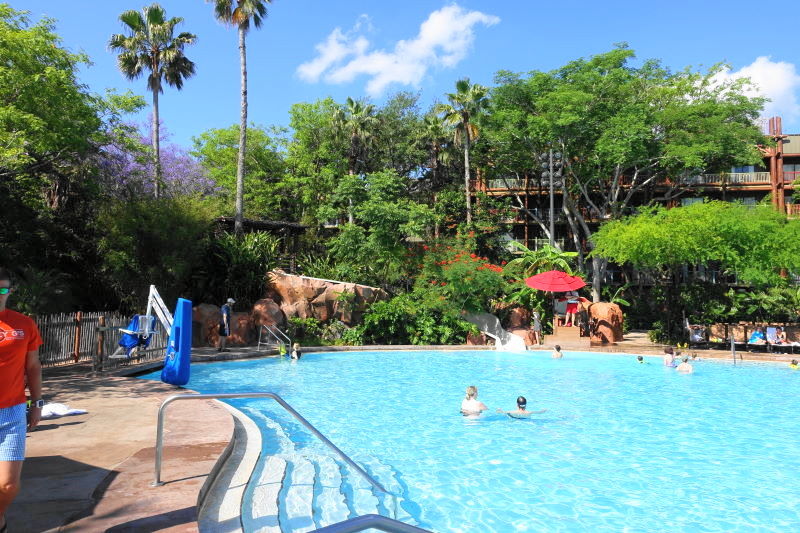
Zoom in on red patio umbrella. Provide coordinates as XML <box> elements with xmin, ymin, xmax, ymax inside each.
<box><xmin>525</xmin><ymin>270</ymin><xmax>586</xmax><ymax>292</ymax></box>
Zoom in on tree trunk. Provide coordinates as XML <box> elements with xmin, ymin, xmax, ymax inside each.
<box><xmin>152</xmin><ymin>88</ymin><xmax>161</xmax><ymax>199</ymax></box>
<box><xmin>348</xmin><ymin>168</ymin><xmax>355</xmax><ymax>224</ymax></box>
<box><xmin>591</xmin><ymin>254</ymin><xmax>606</xmax><ymax>303</ymax></box>
<box><xmin>235</xmin><ymin>27</ymin><xmax>248</xmax><ymax>236</ymax></box>
<box><xmin>464</xmin><ymin>128</ymin><xmax>472</xmax><ymax>224</ymax></box>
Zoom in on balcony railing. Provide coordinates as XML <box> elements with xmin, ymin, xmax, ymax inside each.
<box><xmin>478</xmin><ymin>172</ymin><xmax>784</xmax><ymax>191</ymax></box>
<box><xmin>788</xmin><ymin>204</ymin><xmax>800</xmax><ymax>218</ymax></box>
<box><xmin>696</xmin><ymin>172</ymin><xmax>771</xmax><ymax>184</ymax></box>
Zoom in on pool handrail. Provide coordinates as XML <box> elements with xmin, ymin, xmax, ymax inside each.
<box><xmin>152</xmin><ymin>392</ymin><xmax>388</xmax><ymax>494</ymax></box>
<box><xmin>258</xmin><ymin>323</ymin><xmax>291</xmax><ymax>351</ymax></box>
<box><xmin>312</xmin><ymin>514</ymin><xmax>432</xmax><ymax>533</ymax></box>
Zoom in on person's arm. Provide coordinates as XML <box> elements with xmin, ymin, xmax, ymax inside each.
<box><xmin>26</xmin><ymin>348</ymin><xmax>43</xmax><ymax>430</ymax></box>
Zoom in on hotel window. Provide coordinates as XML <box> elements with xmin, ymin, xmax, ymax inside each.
<box><xmin>681</xmin><ymin>197</ymin><xmax>704</xmax><ymax>206</ymax></box>
<box><xmin>740</xmin><ymin>197</ymin><xmax>757</xmax><ymax>206</ymax></box>
<box><xmin>731</xmin><ymin>165</ymin><xmax>754</xmax><ymax>173</ymax></box>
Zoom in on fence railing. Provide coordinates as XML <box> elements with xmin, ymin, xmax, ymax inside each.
<box><xmin>35</xmin><ymin>311</ymin><xmax>167</xmax><ymax>369</ymax></box>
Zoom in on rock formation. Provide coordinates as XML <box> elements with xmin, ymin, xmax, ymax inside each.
<box><xmin>267</xmin><ymin>270</ymin><xmax>389</xmax><ymax>326</ymax></box>
<box><xmin>506</xmin><ymin>307</ymin><xmax>531</xmax><ymax>328</ymax></box>
<box><xmin>585</xmin><ymin>302</ymin><xmax>624</xmax><ymax>344</ymax></box>
<box><xmin>193</xmin><ymin>303</ymin><xmax>255</xmax><ymax>348</ymax></box>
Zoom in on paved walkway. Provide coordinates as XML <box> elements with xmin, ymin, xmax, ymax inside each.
<box><xmin>10</xmin><ymin>371</ymin><xmax>234</xmax><ymax>533</ymax></box>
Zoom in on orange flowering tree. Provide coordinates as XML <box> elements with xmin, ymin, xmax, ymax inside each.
<box><xmin>416</xmin><ymin>243</ymin><xmax>507</xmax><ymax>312</ymax></box>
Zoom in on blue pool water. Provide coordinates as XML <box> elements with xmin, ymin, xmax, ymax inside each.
<box><xmin>142</xmin><ymin>350</ymin><xmax>800</xmax><ymax>532</ymax></box>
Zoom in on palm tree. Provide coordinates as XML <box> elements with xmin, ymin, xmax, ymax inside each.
<box><xmin>333</xmin><ymin>97</ymin><xmax>379</xmax><ymax>223</ymax></box>
<box><xmin>434</xmin><ymin>78</ymin><xmax>489</xmax><ymax>224</ymax></box>
<box><xmin>109</xmin><ymin>4</ymin><xmax>196</xmax><ymax>199</ymax></box>
<box><xmin>504</xmin><ymin>242</ymin><xmax>578</xmax><ymax>278</ymax></box>
<box><xmin>209</xmin><ymin>0</ymin><xmax>271</xmax><ymax>234</ymax></box>
<box><xmin>419</xmin><ymin>113</ymin><xmax>453</xmax><ymax>190</ymax></box>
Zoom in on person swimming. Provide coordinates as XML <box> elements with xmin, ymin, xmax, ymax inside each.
<box><xmin>637</xmin><ymin>355</ymin><xmax>649</xmax><ymax>364</ymax></box>
<box><xmin>461</xmin><ymin>385</ymin><xmax>488</xmax><ymax>415</ymax></box>
<box><xmin>291</xmin><ymin>342</ymin><xmax>302</xmax><ymax>360</ymax></box>
<box><xmin>663</xmin><ymin>346</ymin><xmax>676</xmax><ymax>367</ymax></box>
<box><xmin>676</xmin><ymin>357</ymin><xmax>694</xmax><ymax>374</ymax></box>
<box><xmin>496</xmin><ymin>396</ymin><xmax>546</xmax><ymax>419</ymax></box>
<box><xmin>790</xmin><ymin>359</ymin><xmax>798</xmax><ymax>370</ymax></box>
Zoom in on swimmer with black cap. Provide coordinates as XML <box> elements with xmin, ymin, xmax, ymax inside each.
<box><xmin>496</xmin><ymin>396</ymin><xmax>546</xmax><ymax>419</ymax></box>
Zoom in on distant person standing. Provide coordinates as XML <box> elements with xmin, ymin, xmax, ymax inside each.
<box><xmin>531</xmin><ymin>310</ymin><xmax>542</xmax><ymax>346</ymax></box>
<box><xmin>218</xmin><ymin>298</ymin><xmax>235</xmax><ymax>352</ymax></box>
<box><xmin>563</xmin><ymin>290</ymin><xmax>579</xmax><ymax>327</ymax></box>
<box><xmin>0</xmin><ymin>267</ymin><xmax>44</xmax><ymax>533</ymax></box>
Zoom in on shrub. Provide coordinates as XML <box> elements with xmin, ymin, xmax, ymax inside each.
<box><xmin>359</xmin><ymin>292</ymin><xmax>478</xmax><ymax>345</ymax></box>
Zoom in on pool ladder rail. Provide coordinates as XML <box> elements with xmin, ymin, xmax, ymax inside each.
<box><xmin>153</xmin><ymin>392</ymin><xmax>432</xmax><ymax>533</ymax></box>
<box><xmin>258</xmin><ymin>324</ymin><xmax>291</xmax><ymax>353</ymax></box>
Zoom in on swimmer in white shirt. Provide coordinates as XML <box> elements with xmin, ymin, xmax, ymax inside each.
<box><xmin>460</xmin><ymin>385</ymin><xmax>488</xmax><ymax>415</ymax></box>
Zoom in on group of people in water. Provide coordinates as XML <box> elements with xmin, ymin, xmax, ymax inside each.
<box><xmin>461</xmin><ymin>385</ymin><xmax>547</xmax><ymax>419</ymax></box>
<box><xmin>659</xmin><ymin>346</ymin><xmax>695</xmax><ymax>373</ymax></box>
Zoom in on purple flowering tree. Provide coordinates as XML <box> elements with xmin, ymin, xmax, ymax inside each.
<box><xmin>98</xmin><ymin>119</ymin><xmax>217</xmax><ymax>199</ymax></box>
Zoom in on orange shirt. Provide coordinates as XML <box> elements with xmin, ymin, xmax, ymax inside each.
<box><xmin>0</xmin><ymin>309</ymin><xmax>43</xmax><ymax>408</ymax></box>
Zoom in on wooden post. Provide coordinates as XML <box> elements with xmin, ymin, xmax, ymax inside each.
<box><xmin>72</xmin><ymin>311</ymin><xmax>82</xmax><ymax>363</ymax></box>
<box><xmin>95</xmin><ymin>316</ymin><xmax>106</xmax><ymax>373</ymax></box>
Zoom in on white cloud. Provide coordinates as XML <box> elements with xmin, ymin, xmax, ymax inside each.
<box><xmin>296</xmin><ymin>5</ymin><xmax>500</xmax><ymax>96</ymax></box>
<box><xmin>713</xmin><ymin>56</ymin><xmax>800</xmax><ymax>125</ymax></box>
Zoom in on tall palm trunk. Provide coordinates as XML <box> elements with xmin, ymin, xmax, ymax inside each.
<box><xmin>463</xmin><ymin>126</ymin><xmax>472</xmax><ymax>224</ymax></box>
<box><xmin>235</xmin><ymin>26</ymin><xmax>248</xmax><ymax>235</ymax></box>
<box><xmin>347</xmin><ymin>169</ymin><xmax>355</xmax><ymax>224</ymax></box>
<box><xmin>152</xmin><ymin>87</ymin><xmax>161</xmax><ymax>199</ymax></box>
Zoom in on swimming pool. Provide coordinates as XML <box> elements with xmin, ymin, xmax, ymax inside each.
<box><xmin>142</xmin><ymin>350</ymin><xmax>800</xmax><ymax>532</ymax></box>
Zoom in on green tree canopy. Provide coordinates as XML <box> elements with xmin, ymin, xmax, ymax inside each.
<box><xmin>192</xmin><ymin>124</ymin><xmax>287</xmax><ymax>218</ymax></box>
<box><xmin>486</xmin><ymin>46</ymin><xmax>766</xmax><ymax>300</ymax></box>
<box><xmin>592</xmin><ymin>201</ymin><xmax>800</xmax><ymax>287</ymax></box>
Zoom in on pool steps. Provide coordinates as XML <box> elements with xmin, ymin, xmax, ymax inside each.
<box><xmin>237</xmin><ymin>406</ymin><xmax>420</xmax><ymax>532</ymax></box>
<box><xmin>198</xmin><ymin>404</ymin><xmax>263</xmax><ymax>533</ymax></box>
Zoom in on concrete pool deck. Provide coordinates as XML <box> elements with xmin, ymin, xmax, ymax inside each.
<box><xmin>10</xmin><ymin>339</ymin><xmax>798</xmax><ymax>532</ymax></box>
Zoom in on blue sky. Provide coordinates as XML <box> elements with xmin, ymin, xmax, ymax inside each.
<box><xmin>20</xmin><ymin>0</ymin><xmax>800</xmax><ymax>148</ymax></box>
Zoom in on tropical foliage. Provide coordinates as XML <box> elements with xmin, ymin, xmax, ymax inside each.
<box><xmin>6</xmin><ymin>6</ymin><xmax>800</xmax><ymax>347</ymax></box>
<box><xmin>109</xmin><ymin>3</ymin><xmax>196</xmax><ymax>198</ymax></box>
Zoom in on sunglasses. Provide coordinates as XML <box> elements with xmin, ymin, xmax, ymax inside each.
<box><xmin>0</xmin><ymin>287</ymin><xmax>10</xmax><ymax>295</ymax></box>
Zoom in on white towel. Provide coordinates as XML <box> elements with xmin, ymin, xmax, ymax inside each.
<box><xmin>40</xmin><ymin>403</ymin><xmax>88</xmax><ymax>419</ymax></box>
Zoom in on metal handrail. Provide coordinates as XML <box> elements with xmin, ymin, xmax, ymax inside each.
<box><xmin>257</xmin><ymin>324</ymin><xmax>291</xmax><ymax>351</ymax></box>
<box><xmin>312</xmin><ymin>514</ymin><xmax>431</xmax><ymax>533</ymax></box>
<box><xmin>152</xmin><ymin>392</ymin><xmax>387</xmax><ymax>494</ymax></box>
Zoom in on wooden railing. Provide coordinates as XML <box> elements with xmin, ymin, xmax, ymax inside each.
<box><xmin>35</xmin><ymin>311</ymin><xmax>167</xmax><ymax>368</ymax></box>
<box><xmin>476</xmin><ymin>171</ymin><xmax>781</xmax><ymax>191</ymax></box>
